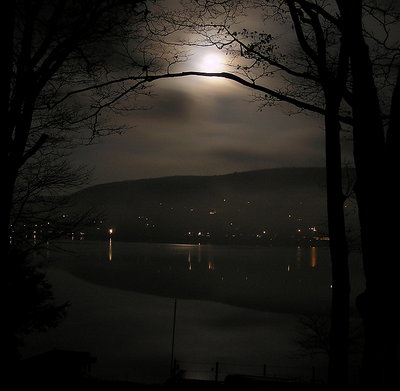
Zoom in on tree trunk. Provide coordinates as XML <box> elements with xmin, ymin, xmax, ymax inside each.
<box><xmin>0</xmin><ymin>175</ymin><xmax>15</xmax><ymax>257</ymax></box>
<box><xmin>0</xmin><ymin>0</ymin><xmax>15</xmax><ymax>260</ymax></box>
<box><xmin>337</xmin><ymin>0</ymin><xmax>399</xmax><ymax>384</ymax></box>
<box><xmin>384</xmin><ymin>68</ymin><xmax>400</xmax><ymax>386</ymax></box>
<box><xmin>324</xmin><ymin>99</ymin><xmax>350</xmax><ymax>385</ymax></box>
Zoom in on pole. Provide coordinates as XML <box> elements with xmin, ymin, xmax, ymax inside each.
<box><xmin>215</xmin><ymin>361</ymin><xmax>219</xmax><ymax>383</ymax></box>
<box><xmin>170</xmin><ymin>298</ymin><xmax>177</xmax><ymax>375</ymax></box>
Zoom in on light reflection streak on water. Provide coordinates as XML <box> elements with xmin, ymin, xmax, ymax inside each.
<box><xmin>108</xmin><ymin>238</ymin><xmax>112</xmax><ymax>262</ymax></box>
<box><xmin>310</xmin><ymin>246</ymin><xmax>317</xmax><ymax>268</ymax></box>
<box><xmin>106</xmin><ymin>242</ymin><xmax>321</xmax><ymax>274</ymax></box>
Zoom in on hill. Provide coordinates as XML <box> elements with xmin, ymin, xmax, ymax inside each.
<box><xmin>67</xmin><ymin>167</ymin><xmax>357</xmax><ymax>245</ymax></box>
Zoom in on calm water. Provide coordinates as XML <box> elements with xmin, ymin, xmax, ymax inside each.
<box><xmin>47</xmin><ymin>240</ymin><xmax>364</xmax><ymax>314</ymax></box>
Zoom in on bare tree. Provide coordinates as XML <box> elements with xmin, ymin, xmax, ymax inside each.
<box><xmin>1</xmin><ymin>0</ymin><xmax>189</xmax><ymax>256</ymax></box>
<box><xmin>336</xmin><ymin>1</ymin><xmax>400</xmax><ymax>385</ymax></box>
<box><xmin>156</xmin><ymin>0</ymin><xmax>352</xmax><ymax>384</ymax></box>
<box><xmin>1</xmin><ymin>0</ymin><xmax>188</xmax><ymax>373</ymax></box>
<box><xmin>150</xmin><ymin>0</ymin><xmax>399</xmax><ymax>384</ymax></box>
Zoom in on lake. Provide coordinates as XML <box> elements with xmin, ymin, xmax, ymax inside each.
<box><xmin>47</xmin><ymin>240</ymin><xmax>365</xmax><ymax>315</ymax></box>
<box><xmin>24</xmin><ymin>240</ymin><xmax>365</xmax><ymax>383</ymax></box>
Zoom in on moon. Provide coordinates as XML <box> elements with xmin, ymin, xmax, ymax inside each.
<box><xmin>201</xmin><ymin>53</ymin><xmax>224</xmax><ymax>72</ymax></box>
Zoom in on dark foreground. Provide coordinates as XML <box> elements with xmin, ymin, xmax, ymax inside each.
<box><xmin>14</xmin><ymin>376</ymin><xmax>354</xmax><ymax>390</ymax></box>
<box><xmin>13</xmin><ymin>349</ymin><xmax>349</xmax><ymax>389</ymax></box>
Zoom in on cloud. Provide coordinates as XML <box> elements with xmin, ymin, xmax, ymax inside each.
<box><xmin>71</xmin><ymin>75</ymin><xmax>328</xmax><ymax>184</ymax></box>
<box><xmin>135</xmin><ymin>86</ymin><xmax>198</xmax><ymax>123</ymax></box>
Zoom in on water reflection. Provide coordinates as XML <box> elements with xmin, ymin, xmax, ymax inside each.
<box><xmin>289</xmin><ymin>246</ymin><xmax>318</xmax><ymax>271</ymax></box>
<box><xmin>186</xmin><ymin>249</ymin><xmax>217</xmax><ymax>271</ymax></box>
<box><xmin>53</xmin><ymin>240</ymin><xmax>360</xmax><ymax>314</ymax></box>
<box><xmin>50</xmin><ymin>240</ymin><xmax>364</xmax><ymax>314</ymax></box>
<box><xmin>108</xmin><ymin>238</ymin><xmax>112</xmax><ymax>262</ymax></box>
<box><xmin>310</xmin><ymin>246</ymin><xmax>317</xmax><ymax>268</ymax></box>
<box><xmin>106</xmin><ymin>242</ymin><xmax>320</xmax><ymax>274</ymax></box>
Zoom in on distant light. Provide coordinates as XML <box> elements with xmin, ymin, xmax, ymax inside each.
<box><xmin>109</xmin><ymin>228</ymin><xmax>113</xmax><ymax>235</ymax></box>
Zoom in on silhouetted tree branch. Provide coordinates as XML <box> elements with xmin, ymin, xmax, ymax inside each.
<box><xmin>1</xmin><ymin>0</ymin><xmax>188</xmax><ymax>371</ymax></box>
<box><xmin>159</xmin><ymin>0</ymin><xmax>352</xmax><ymax>384</ymax></box>
<box><xmin>157</xmin><ymin>0</ymin><xmax>399</xmax><ymax>385</ymax></box>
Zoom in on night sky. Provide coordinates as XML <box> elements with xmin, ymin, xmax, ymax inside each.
<box><xmin>71</xmin><ymin>46</ymin><xmax>332</xmax><ymax>185</ymax></box>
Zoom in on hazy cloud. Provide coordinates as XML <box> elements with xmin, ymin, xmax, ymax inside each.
<box><xmin>71</xmin><ymin>74</ymin><xmax>330</xmax><ymax>185</ymax></box>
